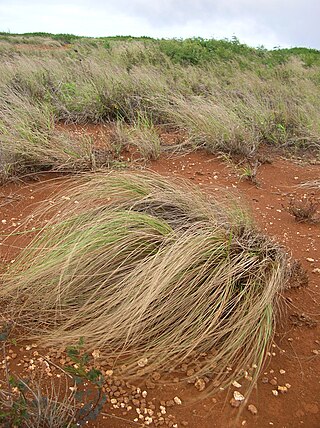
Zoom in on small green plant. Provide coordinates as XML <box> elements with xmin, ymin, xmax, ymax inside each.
<box><xmin>238</xmin><ymin>160</ymin><xmax>260</xmax><ymax>185</ymax></box>
<box><xmin>60</xmin><ymin>82</ymin><xmax>77</xmax><ymax>98</ymax></box>
<box><xmin>0</xmin><ymin>326</ymin><xmax>106</xmax><ymax>427</ymax></box>
<box><xmin>64</xmin><ymin>338</ymin><xmax>107</xmax><ymax>425</ymax></box>
<box><xmin>0</xmin><ymin>377</ymin><xmax>30</xmax><ymax>427</ymax></box>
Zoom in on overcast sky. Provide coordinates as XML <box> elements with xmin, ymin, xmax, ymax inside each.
<box><xmin>0</xmin><ymin>0</ymin><xmax>319</xmax><ymax>49</ymax></box>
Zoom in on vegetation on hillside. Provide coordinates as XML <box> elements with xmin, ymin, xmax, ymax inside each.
<box><xmin>0</xmin><ymin>34</ymin><xmax>310</xmax><ymax>424</ymax></box>
<box><xmin>0</xmin><ymin>33</ymin><xmax>319</xmax><ymax>181</ymax></box>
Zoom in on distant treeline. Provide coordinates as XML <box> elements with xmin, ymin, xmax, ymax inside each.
<box><xmin>0</xmin><ymin>32</ymin><xmax>320</xmax><ymax>67</ymax></box>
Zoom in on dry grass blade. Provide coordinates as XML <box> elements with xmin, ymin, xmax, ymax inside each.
<box><xmin>0</xmin><ymin>172</ymin><xmax>290</xmax><ymax>394</ymax></box>
<box><xmin>298</xmin><ymin>180</ymin><xmax>320</xmax><ymax>190</ymax></box>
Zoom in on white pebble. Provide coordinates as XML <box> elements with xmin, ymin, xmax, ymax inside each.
<box><xmin>233</xmin><ymin>391</ymin><xmax>245</xmax><ymax>401</ymax></box>
<box><xmin>174</xmin><ymin>396</ymin><xmax>182</xmax><ymax>405</ymax></box>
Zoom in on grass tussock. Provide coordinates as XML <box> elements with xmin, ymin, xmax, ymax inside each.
<box><xmin>0</xmin><ymin>172</ymin><xmax>290</xmax><ymax>391</ymax></box>
<box><xmin>113</xmin><ymin>115</ymin><xmax>161</xmax><ymax>160</ymax></box>
<box><xmin>161</xmin><ymin>95</ymin><xmax>258</xmax><ymax>156</ymax></box>
<box><xmin>0</xmin><ymin>90</ymin><xmax>112</xmax><ymax>182</ymax></box>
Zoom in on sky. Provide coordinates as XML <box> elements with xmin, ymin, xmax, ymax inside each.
<box><xmin>0</xmin><ymin>0</ymin><xmax>319</xmax><ymax>49</ymax></box>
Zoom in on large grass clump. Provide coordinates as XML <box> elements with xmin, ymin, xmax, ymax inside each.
<box><xmin>1</xmin><ymin>172</ymin><xmax>290</xmax><ymax>389</ymax></box>
<box><xmin>0</xmin><ymin>89</ymin><xmax>113</xmax><ymax>182</ymax></box>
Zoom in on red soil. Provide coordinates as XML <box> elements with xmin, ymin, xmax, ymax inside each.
<box><xmin>0</xmin><ymin>148</ymin><xmax>319</xmax><ymax>428</ymax></box>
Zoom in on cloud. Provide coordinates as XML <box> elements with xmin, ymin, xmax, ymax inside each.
<box><xmin>107</xmin><ymin>0</ymin><xmax>319</xmax><ymax>48</ymax></box>
<box><xmin>0</xmin><ymin>0</ymin><xmax>319</xmax><ymax>49</ymax></box>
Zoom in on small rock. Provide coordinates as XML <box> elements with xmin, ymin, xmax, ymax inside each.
<box><xmin>312</xmin><ymin>350</ymin><xmax>319</xmax><ymax>355</ymax></box>
<box><xmin>278</xmin><ymin>386</ymin><xmax>288</xmax><ymax>394</ymax></box>
<box><xmin>174</xmin><ymin>396</ymin><xmax>182</xmax><ymax>405</ymax></box>
<box><xmin>194</xmin><ymin>378</ymin><xmax>206</xmax><ymax>392</ymax></box>
<box><xmin>312</xmin><ymin>268</ymin><xmax>320</xmax><ymax>274</ymax></box>
<box><xmin>159</xmin><ymin>405</ymin><xmax>166</xmax><ymax>415</ymax></box>
<box><xmin>306</xmin><ymin>258</ymin><xmax>315</xmax><ymax>262</ymax></box>
<box><xmin>269</xmin><ymin>379</ymin><xmax>277</xmax><ymax>386</ymax></box>
<box><xmin>181</xmin><ymin>422</ymin><xmax>188</xmax><ymax>427</ymax></box>
<box><xmin>247</xmin><ymin>404</ymin><xmax>258</xmax><ymax>415</ymax></box>
<box><xmin>272</xmin><ymin>390</ymin><xmax>279</xmax><ymax>396</ymax></box>
<box><xmin>233</xmin><ymin>391</ymin><xmax>245</xmax><ymax>401</ymax></box>
<box><xmin>279</xmin><ymin>369</ymin><xmax>286</xmax><ymax>375</ymax></box>
<box><xmin>232</xmin><ymin>380</ymin><xmax>242</xmax><ymax>388</ymax></box>
<box><xmin>91</xmin><ymin>349</ymin><xmax>101</xmax><ymax>359</ymax></box>
<box><xmin>262</xmin><ymin>377</ymin><xmax>269</xmax><ymax>384</ymax></box>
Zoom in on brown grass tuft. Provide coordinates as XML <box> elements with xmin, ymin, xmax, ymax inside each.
<box><xmin>0</xmin><ymin>172</ymin><xmax>290</xmax><ymax>394</ymax></box>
